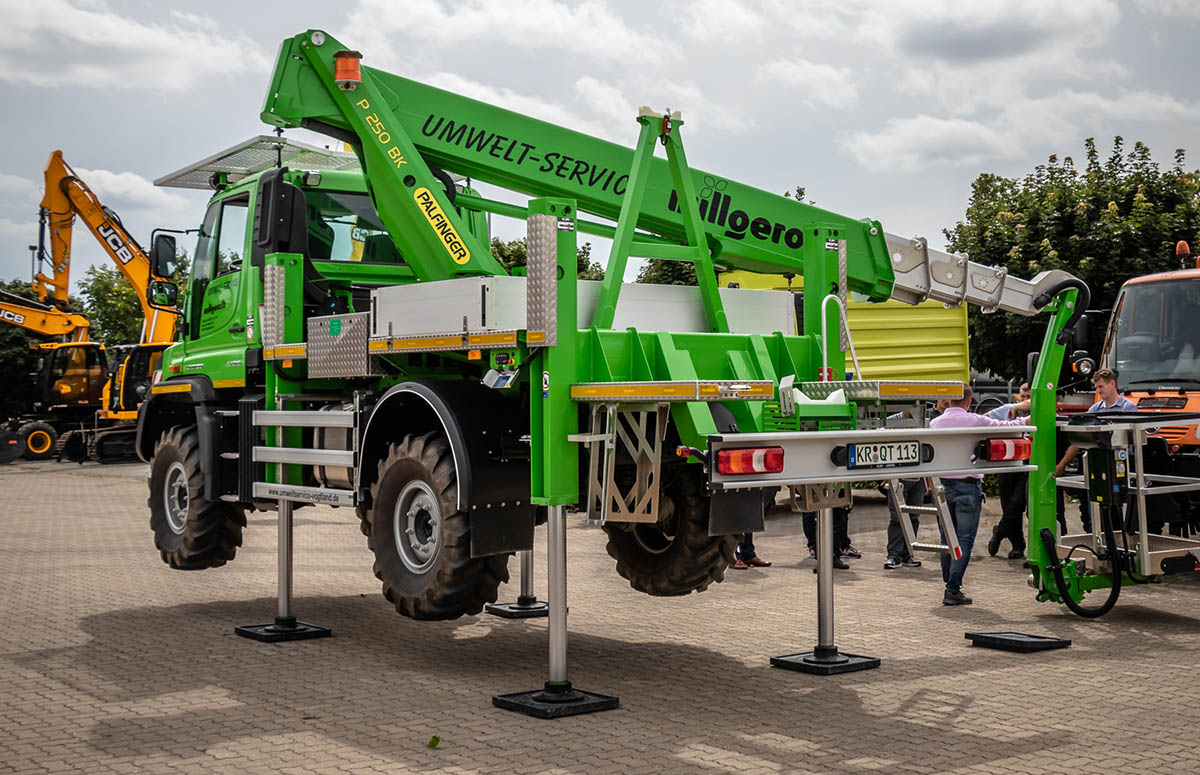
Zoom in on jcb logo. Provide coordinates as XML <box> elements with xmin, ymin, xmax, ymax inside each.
<box><xmin>0</xmin><ymin>309</ymin><xmax>26</xmax><ymax>324</ymax></box>
<box><xmin>97</xmin><ymin>223</ymin><xmax>134</xmax><ymax>264</ymax></box>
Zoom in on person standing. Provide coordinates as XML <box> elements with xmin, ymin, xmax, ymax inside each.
<box><xmin>1055</xmin><ymin>369</ymin><xmax>1136</xmax><ymax>533</ymax></box>
<box><xmin>883</xmin><ymin>478</ymin><xmax>926</xmax><ymax>569</ymax></box>
<box><xmin>930</xmin><ymin>386</ymin><xmax>1029</xmax><ymax>605</ymax></box>
<box><xmin>987</xmin><ymin>383</ymin><xmax>1032</xmax><ymax>559</ymax></box>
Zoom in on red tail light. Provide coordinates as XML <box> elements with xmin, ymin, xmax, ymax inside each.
<box><xmin>984</xmin><ymin>437</ymin><xmax>1031</xmax><ymax>462</ymax></box>
<box><xmin>717</xmin><ymin>447</ymin><xmax>784</xmax><ymax>475</ymax></box>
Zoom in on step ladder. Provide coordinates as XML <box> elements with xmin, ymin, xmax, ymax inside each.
<box><xmin>885</xmin><ymin>477</ymin><xmax>963</xmax><ymax>560</ymax></box>
<box><xmin>251</xmin><ymin>408</ymin><xmax>357</xmax><ymax>507</ymax></box>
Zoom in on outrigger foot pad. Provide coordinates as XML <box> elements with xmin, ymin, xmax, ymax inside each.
<box><xmin>771</xmin><ymin>647</ymin><xmax>880</xmax><ymax>675</ymax></box>
<box><xmin>493</xmin><ymin>681</ymin><xmax>619</xmax><ymax>718</ymax></box>
<box><xmin>235</xmin><ymin>617</ymin><xmax>332</xmax><ymax>643</ymax></box>
<box><xmin>965</xmin><ymin>631</ymin><xmax>1070</xmax><ymax>652</ymax></box>
<box><xmin>485</xmin><ymin>599</ymin><xmax>550</xmax><ymax>619</ymax></box>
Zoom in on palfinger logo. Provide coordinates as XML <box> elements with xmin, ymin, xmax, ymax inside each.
<box><xmin>413</xmin><ymin>187</ymin><xmax>470</xmax><ymax>265</ymax></box>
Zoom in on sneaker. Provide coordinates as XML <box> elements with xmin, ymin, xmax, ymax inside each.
<box><xmin>901</xmin><ymin>556</ymin><xmax>922</xmax><ymax>568</ymax></box>
<box><xmin>987</xmin><ymin>532</ymin><xmax>1001</xmax><ymax>557</ymax></box>
<box><xmin>807</xmin><ymin>547</ymin><xmax>816</xmax><ymax>558</ymax></box>
<box><xmin>841</xmin><ymin>545</ymin><xmax>862</xmax><ymax>559</ymax></box>
<box><xmin>942</xmin><ymin>589</ymin><xmax>973</xmax><ymax>606</ymax></box>
<box><xmin>1007</xmin><ymin>549</ymin><xmax>1025</xmax><ymax>560</ymax></box>
<box><xmin>884</xmin><ymin>556</ymin><xmax>901</xmax><ymax>570</ymax></box>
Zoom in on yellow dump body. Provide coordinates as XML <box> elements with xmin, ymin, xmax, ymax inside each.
<box><xmin>720</xmin><ymin>270</ymin><xmax>969</xmax><ymax>383</ymax></box>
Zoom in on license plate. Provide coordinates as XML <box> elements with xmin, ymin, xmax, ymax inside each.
<box><xmin>847</xmin><ymin>440</ymin><xmax>920</xmax><ymax>469</ymax></box>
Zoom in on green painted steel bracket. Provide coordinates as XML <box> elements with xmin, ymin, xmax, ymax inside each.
<box><xmin>263</xmin><ymin>252</ymin><xmax>306</xmax><ymax>486</ymax></box>
<box><xmin>594</xmin><ymin>111</ymin><xmax>729</xmax><ymax>333</ymax></box>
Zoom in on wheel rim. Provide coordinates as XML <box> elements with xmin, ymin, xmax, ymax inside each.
<box><xmin>163</xmin><ymin>461</ymin><xmax>190</xmax><ymax>535</ymax></box>
<box><xmin>27</xmin><ymin>430</ymin><xmax>52</xmax><ymax>455</ymax></box>
<box><xmin>393</xmin><ymin>480</ymin><xmax>442</xmax><ymax>573</ymax></box>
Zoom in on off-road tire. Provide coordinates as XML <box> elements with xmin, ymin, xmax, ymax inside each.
<box><xmin>603</xmin><ymin>466</ymin><xmax>737</xmax><ymax>596</ymax></box>
<box><xmin>365</xmin><ymin>432</ymin><xmax>509</xmax><ymax>619</ymax></box>
<box><xmin>18</xmin><ymin>421</ymin><xmax>57</xmax><ymax>461</ymax></box>
<box><xmin>148</xmin><ymin>426</ymin><xmax>245</xmax><ymax>570</ymax></box>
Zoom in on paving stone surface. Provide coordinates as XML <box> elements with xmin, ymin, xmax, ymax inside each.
<box><xmin>1</xmin><ymin>460</ymin><xmax>1198</xmax><ymax>774</ymax></box>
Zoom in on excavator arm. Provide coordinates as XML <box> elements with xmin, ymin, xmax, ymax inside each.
<box><xmin>37</xmin><ymin>151</ymin><xmax>176</xmax><ymax>345</ymax></box>
<box><xmin>0</xmin><ymin>289</ymin><xmax>90</xmax><ymax>341</ymax></box>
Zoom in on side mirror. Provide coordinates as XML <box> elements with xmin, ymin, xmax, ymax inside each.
<box><xmin>149</xmin><ymin>280</ymin><xmax>178</xmax><ymax>308</ymax></box>
<box><xmin>1026</xmin><ymin>351</ymin><xmax>1039</xmax><ymax>386</ymax></box>
<box><xmin>1072</xmin><ymin>312</ymin><xmax>1089</xmax><ymax>350</ymax></box>
<box><xmin>150</xmin><ymin>233</ymin><xmax>178</xmax><ymax>278</ymax></box>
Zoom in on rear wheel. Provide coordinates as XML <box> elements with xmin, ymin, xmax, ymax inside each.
<box><xmin>19</xmin><ymin>421</ymin><xmax>57</xmax><ymax>461</ymax></box>
<box><xmin>147</xmin><ymin>426</ymin><xmax>245</xmax><ymax>570</ymax></box>
<box><xmin>365</xmin><ymin>432</ymin><xmax>509</xmax><ymax>619</ymax></box>
<box><xmin>603</xmin><ymin>466</ymin><xmax>736</xmax><ymax>596</ymax></box>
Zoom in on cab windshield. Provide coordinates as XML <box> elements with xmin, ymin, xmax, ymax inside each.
<box><xmin>1108</xmin><ymin>277</ymin><xmax>1200</xmax><ymax>388</ymax></box>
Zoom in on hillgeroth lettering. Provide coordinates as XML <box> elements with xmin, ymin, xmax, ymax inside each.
<box><xmin>668</xmin><ymin>189</ymin><xmax>804</xmax><ymax>250</ymax></box>
<box><xmin>420</xmin><ymin>113</ymin><xmax>627</xmax><ymax>195</ymax></box>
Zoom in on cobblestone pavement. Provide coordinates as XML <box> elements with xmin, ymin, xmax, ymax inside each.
<box><xmin>1</xmin><ymin>460</ymin><xmax>1198</xmax><ymax>774</ymax></box>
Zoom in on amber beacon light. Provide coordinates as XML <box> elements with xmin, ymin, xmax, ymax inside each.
<box><xmin>333</xmin><ymin>50</ymin><xmax>363</xmax><ymax>91</ymax></box>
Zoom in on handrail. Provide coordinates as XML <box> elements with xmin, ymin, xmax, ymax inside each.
<box><xmin>819</xmin><ymin>294</ymin><xmax>862</xmax><ymax>382</ymax></box>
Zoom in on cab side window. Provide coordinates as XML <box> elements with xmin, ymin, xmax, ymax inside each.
<box><xmin>188</xmin><ymin>195</ymin><xmax>249</xmax><ymax>339</ymax></box>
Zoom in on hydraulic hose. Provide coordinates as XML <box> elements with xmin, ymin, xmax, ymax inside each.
<box><xmin>1033</xmin><ymin>277</ymin><xmax>1091</xmax><ymax>346</ymax></box>
<box><xmin>1038</xmin><ymin>503</ymin><xmax>1122</xmax><ymax>618</ymax></box>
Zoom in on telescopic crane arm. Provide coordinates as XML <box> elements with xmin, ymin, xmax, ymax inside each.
<box><xmin>35</xmin><ymin>150</ymin><xmax>175</xmax><ymax>345</ymax></box>
<box><xmin>260</xmin><ymin>30</ymin><xmax>1080</xmax><ymax>325</ymax></box>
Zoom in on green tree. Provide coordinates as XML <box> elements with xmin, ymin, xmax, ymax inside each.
<box><xmin>490</xmin><ymin>237</ymin><xmax>603</xmax><ymax>278</ymax></box>
<box><xmin>77</xmin><ymin>265</ymin><xmax>143</xmax><ymax>344</ymax></box>
<box><xmin>945</xmin><ymin>138</ymin><xmax>1200</xmax><ymax>379</ymax></box>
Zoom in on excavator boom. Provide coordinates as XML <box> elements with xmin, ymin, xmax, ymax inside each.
<box><xmin>36</xmin><ymin>150</ymin><xmax>176</xmax><ymax>345</ymax></box>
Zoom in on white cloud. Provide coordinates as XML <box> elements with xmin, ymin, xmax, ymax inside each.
<box><xmin>1134</xmin><ymin>0</ymin><xmax>1200</xmax><ymax>18</ymax></box>
<box><xmin>0</xmin><ymin>0</ymin><xmax>270</xmax><ymax>91</ymax></box>
<box><xmin>346</xmin><ymin>0</ymin><xmax>673</xmax><ymax>67</ymax></box>
<box><xmin>840</xmin><ymin>89</ymin><xmax>1200</xmax><ymax>172</ymax></box>
<box><xmin>421</xmin><ymin>72</ymin><xmax>610</xmax><ymax>139</ymax></box>
<box><xmin>683</xmin><ymin>0</ymin><xmax>765</xmax><ymax>41</ymax></box>
<box><xmin>0</xmin><ymin>173</ymin><xmax>34</xmax><ymax>194</ymax></box>
<box><xmin>74</xmin><ymin>168</ymin><xmax>192</xmax><ymax>215</ymax></box>
<box><xmin>0</xmin><ymin>218</ymin><xmax>35</xmax><ymax>240</ymax></box>
<box><xmin>756</xmin><ymin>59</ymin><xmax>859</xmax><ymax>109</ymax></box>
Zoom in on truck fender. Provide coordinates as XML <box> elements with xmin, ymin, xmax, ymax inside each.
<box><xmin>135</xmin><ymin>376</ymin><xmax>218</xmax><ymax>462</ymax></box>
<box><xmin>360</xmin><ymin>381</ymin><xmax>534</xmax><ymax>556</ymax></box>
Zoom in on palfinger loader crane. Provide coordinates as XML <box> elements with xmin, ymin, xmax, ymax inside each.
<box><xmin>140</xmin><ymin>28</ymin><xmax>1094</xmax><ymax>712</ymax></box>
<box><xmin>0</xmin><ymin>151</ymin><xmax>179</xmax><ymax>461</ymax></box>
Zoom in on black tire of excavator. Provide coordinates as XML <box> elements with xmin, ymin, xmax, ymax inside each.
<box><xmin>603</xmin><ymin>466</ymin><xmax>737</xmax><ymax>596</ymax></box>
<box><xmin>147</xmin><ymin>426</ymin><xmax>246</xmax><ymax>570</ymax></box>
<box><xmin>18</xmin><ymin>421</ymin><xmax>58</xmax><ymax>461</ymax></box>
<box><xmin>363</xmin><ymin>431</ymin><xmax>509</xmax><ymax>620</ymax></box>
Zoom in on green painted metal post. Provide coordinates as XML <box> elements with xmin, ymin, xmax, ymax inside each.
<box><xmin>801</xmin><ymin>227</ymin><xmax>847</xmax><ymax>380</ymax></box>
<box><xmin>529</xmin><ymin>198</ymin><xmax>579</xmax><ymax>506</ymax></box>
<box><xmin>594</xmin><ymin>120</ymin><xmax>659</xmax><ymax>330</ymax></box>
<box><xmin>1026</xmin><ymin>290</ymin><xmax>1079</xmax><ymax>594</ymax></box>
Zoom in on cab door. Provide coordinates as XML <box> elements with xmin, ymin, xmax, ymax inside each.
<box><xmin>179</xmin><ymin>194</ymin><xmax>251</xmax><ymax>387</ymax></box>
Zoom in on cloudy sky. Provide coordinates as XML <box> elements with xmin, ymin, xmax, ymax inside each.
<box><xmin>1</xmin><ymin>0</ymin><xmax>1198</xmax><ymax>291</ymax></box>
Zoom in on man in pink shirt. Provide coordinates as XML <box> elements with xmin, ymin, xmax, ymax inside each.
<box><xmin>929</xmin><ymin>386</ymin><xmax>1029</xmax><ymax>605</ymax></box>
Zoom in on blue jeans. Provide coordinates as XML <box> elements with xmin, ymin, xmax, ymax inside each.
<box><xmin>940</xmin><ymin>479</ymin><xmax>983</xmax><ymax>594</ymax></box>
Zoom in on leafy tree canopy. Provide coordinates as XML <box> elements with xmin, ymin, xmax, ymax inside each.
<box><xmin>490</xmin><ymin>237</ymin><xmax>603</xmax><ymax>279</ymax></box>
<box><xmin>945</xmin><ymin>137</ymin><xmax>1200</xmax><ymax>380</ymax></box>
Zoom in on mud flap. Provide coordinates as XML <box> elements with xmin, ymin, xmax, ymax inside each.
<box><xmin>708</xmin><ymin>488</ymin><xmax>765</xmax><ymax>536</ymax></box>
<box><xmin>470</xmin><ymin>505</ymin><xmax>535</xmax><ymax>557</ymax></box>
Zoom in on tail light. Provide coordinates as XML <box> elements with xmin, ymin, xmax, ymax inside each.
<box><xmin>977</xmin><ymin>437</ymin><xmax>1032</xmax><ymax>462</ymax></box>
<box><xmin>716</xmin><ymin>447</ymin><xmax>784</xmax><ymax>475</ymax></box>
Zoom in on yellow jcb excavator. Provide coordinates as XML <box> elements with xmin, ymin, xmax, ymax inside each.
<box><xmin>0</xmin><ymin>151</ymin><xmax>179</xmax><ymax>462</ymax></box>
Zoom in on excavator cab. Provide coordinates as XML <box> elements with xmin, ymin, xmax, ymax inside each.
<box><xmin>33</xmin><ymin>342</ymin><xmax>106</xmax><ymax>411</ymax></box>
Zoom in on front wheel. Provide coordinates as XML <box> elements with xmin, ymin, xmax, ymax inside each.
<box><xmin>604</xmin><ymin>466</ymin><xmax>737</xmax><ymax>596</ymax></box>
<box><xmin>147</xmin><ymin>426</ymin><xmax>245</xmax><ymax>570</ymax></box>
<box><xmin>364</xmin><ymin>432</ymin><xmax>509</xmax><ymax>620</ymax></box>
<box><xmin>18</xmin><ymin>421</ymin><xmax>57</xmax><ymax>461</ymax></box>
